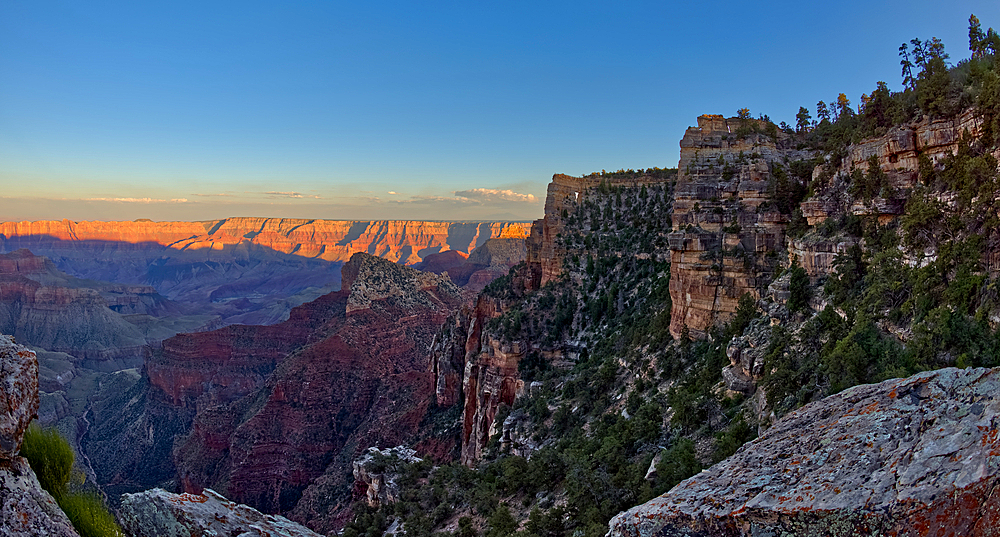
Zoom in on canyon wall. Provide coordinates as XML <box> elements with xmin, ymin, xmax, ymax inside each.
<box><xmin>0</xmin><ymin>218</ymin><xmax>528</xmax><ymax>326</ymax></box>
<box><xmin>667</xmin><ymin>115</ymin><xmax>814</xmax><ymax>339</ymax></box>
<box><xmin>526</xmin><ymin>174</ymin><xmax>668</xmax><ymax>288</ymax></box>
<box><xmin>86</xmin><ymin>252</ymin><xmax>466</xmax><ymax>534</ymax></box>
<box><xmin>667</xmin><ymin>111</ymin><xmax>992</xmax><ymax>338</ymax></box>
<box><xmin>0</xmin><ymin>217</ymin><xmax>530</xmax><ymax>271</ymax></box>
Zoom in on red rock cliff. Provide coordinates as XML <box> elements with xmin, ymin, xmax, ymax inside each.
<box><xmin>155</xmin><ymin>253</ymin><xmax>465</xmax><ymax>533</ymax></box>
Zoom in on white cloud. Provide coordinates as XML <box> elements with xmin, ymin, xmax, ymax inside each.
<box><xmin>263</xmin><ymin>191</ymin><xmax>321</xmax><ymax>199</ymax></box>
<box><xmin>85</xmin><ymin>197</ymin><xmax>189</xmax><ymax>203</ymax></box>
<box><xmin>453</xmin><ymin>188</ymin><xmax>538</xmax><ymax>203</ymax></box>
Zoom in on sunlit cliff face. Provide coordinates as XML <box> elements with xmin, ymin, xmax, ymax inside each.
<box><xmin>0</xmin><ymin>218</ymin><xmax>530</xmax><ymax>264</ymax></box>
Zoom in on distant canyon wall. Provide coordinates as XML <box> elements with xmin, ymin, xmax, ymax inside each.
<box><xmin>0</xmin><ymin>218</ymin><xmax>530</xmax><ymax>267</ymax></box>
<box><xmin>0</xmin><ymin>218</ymin><xmax>530</xmax><ymax>325</ymax></box>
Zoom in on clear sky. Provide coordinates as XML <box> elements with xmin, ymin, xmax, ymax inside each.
<box><xmin>2</xmin><ymin>1</ymin><xmax>998</xmax><ymax>222</ymax></box>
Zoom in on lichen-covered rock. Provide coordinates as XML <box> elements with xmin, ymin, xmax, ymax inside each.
<box><xmin>352</xmin><ymin>446</ymin><xmax>422</xmax><ymax>508</ymax></box>
<box><xmin>119</xmin><ymin>488</ymin><xmax>321</xmax><ymax>537</ymax></box>
<box><xmin>1</xmin><ymin>457</ymin><xmax>80</xmax><ymax>537</ymax></box>
<box><xmin>0</xmin><ymin>334</ymin><xmax>80</xmax><ymax>537</ymax></box>
<box><xmin>0</xmin><ymin>334</ymin><xmax>38</xmax><ymax>459</ymax></box>
<box><xmin>608</xmin><ymin>367</ymin><xmax>1000</xmax><ymax>537</ymax></box>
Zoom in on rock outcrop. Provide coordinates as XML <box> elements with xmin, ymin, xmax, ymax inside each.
<box><xmin>609</xmin><ymin>367</ymin><xmax>1000</xmax><ymax>537</ymax></box>
<box><xmin>459</xmin><ymin>295</ymin><xmax>527</xmax><ymax>464</ymax></box>
<box><xmin>100</xmin><ymin>253</ymin><xmax>466</xmax><ymax>533</ymax></box>
<box><xmin>351</xmin><ymin>446</ymin><xmax>423</xmax><ymax>508</ymax></box>
<box><xmin>0</xmin><ymin>334</ymin><xmax>80</xmax><ymax>537</ymax></box>
<box><xmin>668</xmin><ymin>115</ymin><xmax>815</xmax><ymax>338</ymax></box>
<box><xmin>119</xmin><ymin>488</ymin><xmax>321</xmax><ymax>537</ymax></box>
<box><xmin>429</xmin><ymin>292</ymin><xmax>528</xmax><ymax>465</ymax></box>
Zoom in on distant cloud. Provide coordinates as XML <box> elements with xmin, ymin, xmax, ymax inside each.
<box><xmin>387</xmin><ymin>191</ymin><xmax>398</xmax><ymax>195</ymax></box>
<box><xmin>263</xmin><ymin>191</ymin><xmax>321</xmax><ymax>199</ymax></box>
<box><xmin>85</xmin><ymin>197</ymin><xmax>189</xmax><ymax>203</ymax></box>
<box><xmin>393</xmin><ymin>195</ymin><xmax>479</xmax><ymax>206</ymax></box>
<box><xmin>453</xmin><ymin>188</ymin><xmax>538</xmax><ymax>203</ymax></box>
<box><xmin>193</xmin><ymin>193</ymin><xmax>234</xmax><ymax>197</ymax></box>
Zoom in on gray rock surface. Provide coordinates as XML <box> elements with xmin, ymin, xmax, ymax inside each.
<box><xmin>119</xmin><ymin>488</ymin><xmax>322</xmax><ymax>537</ymax></box>
<box><xmin>0</xmin><ymin>334</ymin><xmax>38</xmax><ymax>458</ymax></box>
<box><xmin>0</xmin><ymin>457</ymin><xmax>80</xmax><ymax>537</ymax></box>
<box><xmin>609</xmin><ymin>367</ymin><xmax>1000</xmax><ymax>537</ymax></box>
<box><xmin>0</xmin><ymin>333</ymin><xmax>80</xmax><ymax>536</ymax></box>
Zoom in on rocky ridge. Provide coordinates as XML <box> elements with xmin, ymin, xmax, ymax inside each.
<box><xmin>609</xmin><ymin>367</ymin><xmax>1000</xmax><ymax>537</ymax></box>
<box><xmin>351</xmin><ymin>446</ymin><xmax>423</xmax><ymax>509</ymax></box>
<box><xmin>85</xmin><ymin>252</ymin><xmax>466</xmax><ymax>534</ymax></box>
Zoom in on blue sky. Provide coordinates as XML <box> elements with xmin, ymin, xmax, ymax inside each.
<box><xmin>1</xmin><ymin>1</ymin><xmax>998</xmax><ymax>222</ymax></box>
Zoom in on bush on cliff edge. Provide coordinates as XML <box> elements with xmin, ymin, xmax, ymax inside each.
<box><xmin>21</xmin><ymin>423</ymin><xmax>123</xmax><ymax>537</ymax></box>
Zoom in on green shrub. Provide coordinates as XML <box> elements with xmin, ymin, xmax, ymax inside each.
<box><xmin>20</xmin><ymin>423</ymin><xmax>74</xmax><ymax>499</ymax></box>
<box><xmin>21</xmin><ymin>423</ymin><xmax>122</xmax><ymax>537</ymax></box>
<box><xmin>59</xmin><ymin>491</ymin><xmax>123</xmax><ymax>537</ymax></box>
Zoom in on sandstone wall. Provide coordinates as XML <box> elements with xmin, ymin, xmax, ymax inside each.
<box><xmin>668</xmin><ymin>115</ymin><xmax>814</xmax><ymax>338</ymax></box>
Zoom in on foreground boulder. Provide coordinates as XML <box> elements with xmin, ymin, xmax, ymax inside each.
<box><xmin>119</xmin><ymin>488</ymin><xmax>321</xmax><ymax>537</ymax></box>
<box><xmin>0</xmin><ymin>334</ymin><xmax>80</xmax><ymax>536</ymax></box>
<box><xmin>609</xmin><ymin>367</ymin><xmax>1000</xmax><ymax>537</ymax></box>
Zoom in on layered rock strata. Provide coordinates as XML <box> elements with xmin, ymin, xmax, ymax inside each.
<box><xmin>0</xmin><ymin>218</ymin><xmax>528</xmax><ymax>326</ymax></box>
<box><xmin>666</xmin><ymin>111</ymin><xmax>996</xmax><ymax>338</ymax></box>
<box><xmin>609</xmin><ymin>367</ymin><xmax>1000</xmax><ymax>537</ymax></box>
<box><xmin>668</xmin><ymin>115</ymin><xmax>815</xmax><ymax>338</ymax></box>
<box><xmin>119</xmin><ymin>488</ymin><xmax>321</xmax><ymax>537</ymax></box>
<box><xmin>0</xmin><ymin>334</ymin><xmax>80</xmax><ymax>537</ymax></box>
<box><xmin>801</xmin><ymin>109</ymin><xmax>986</xmax><ymax>227</ymax></box>
<box><xmin>139</xmin><ymin>253</ymin><xmax>466</xmax><ymax>533</ymax></box>
<box><xmin>0</xmin><ymin>250</ymin><xmax>155</xmax><ymax>364</ymax></box>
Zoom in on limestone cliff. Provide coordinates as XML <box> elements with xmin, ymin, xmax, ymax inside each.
<box><xmin>609</xmin><ymin>367</ymin><xmax>1000</xmax><ymax>537</ymax></box>
<box><xmin>668</xmin><ymin>110</ymin><xmax>999</xmax><ymax>339</ymax></box>
<box><xmin>667</xmin><ymin>115</ymin><xmax>815</xmax><ymax>338</ymax></box>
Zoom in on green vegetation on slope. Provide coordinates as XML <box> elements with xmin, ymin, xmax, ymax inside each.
<box><xmin>22</xmin><ymin>423</ymin><xmax>123</xmax><ymax>537</ymax></box>
<box><xmin>344</xmin><ymin>14</ymin><xmax>1000</xmax><ymax>537</ymax></box>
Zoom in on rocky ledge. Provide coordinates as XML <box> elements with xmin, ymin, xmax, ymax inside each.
<box><xmin>609</xmin><ymin>367</ymin><xmax>1000</xmax><ymax>537</ymax></box>
<box><xmin>119</xmin><ymin>488</ymin><xmax>321</xmax><ymax>537</ymax></box>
